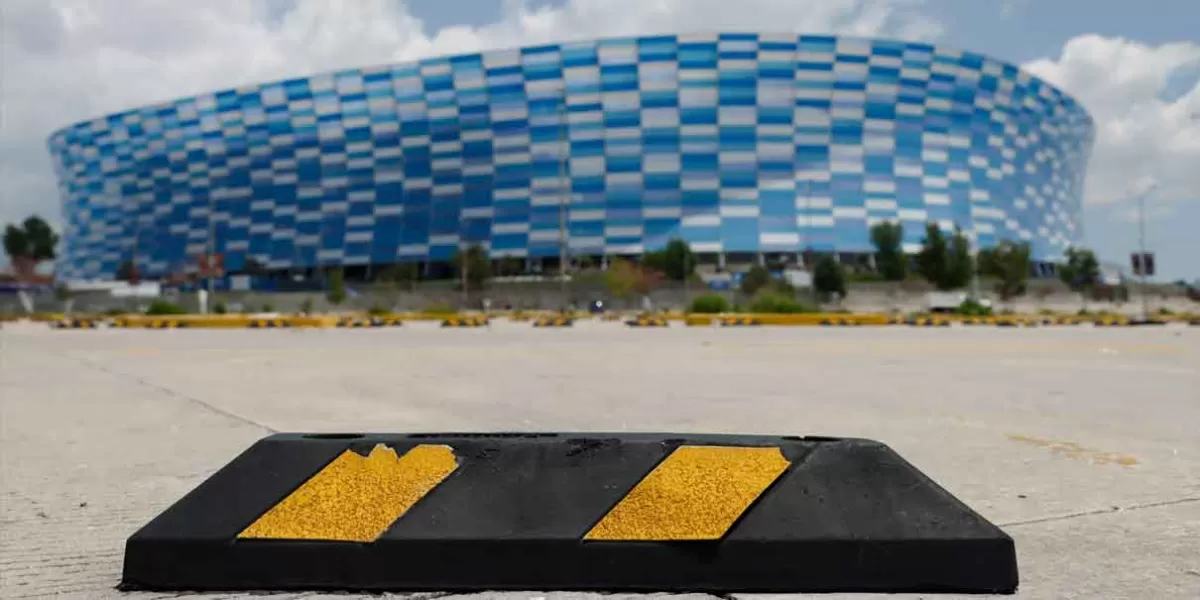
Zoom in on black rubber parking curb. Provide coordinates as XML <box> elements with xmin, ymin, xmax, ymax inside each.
<box><xmin>532</xmin><ymin>316</ymin><xmax>574</xmax><ymax>328</ymax></box>
<box><xmin>120</xmin><ymin>432</ymin><xmax>1018</xmax><ymax>594</ymax></box>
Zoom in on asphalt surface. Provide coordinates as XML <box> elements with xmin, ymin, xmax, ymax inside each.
<box><xmin>1</xmin><ymin>321</ymin><xmax>1198</xmax><ymax>599</ymax></box>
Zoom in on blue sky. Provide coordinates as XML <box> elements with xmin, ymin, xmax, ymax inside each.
<box><xmin>2</xmin><ymin>0</ymin><xmax>1197</xmax><ymax>280</ymax></box>
<box><xmin>403</xmin><ymin>0</ymin><xmax>1200</xmax><ymax>62</ymax></box>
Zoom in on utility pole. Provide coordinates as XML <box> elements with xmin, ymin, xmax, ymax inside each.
<box><xmin>460</xmin><ymin>242</ymin><xmax>469</xmax><ymax>307</ymax></box>
<box><xmin>206</xmin><ymin>195</ymin><xmax>216</xmax><ymax>313</ymax></box>
<box><xmin>557</xmin><ymin>88</ymin><xmax>570</xmax><ymax>311</ymax></box>
<box><xmin>969</xmin><ymin>230</ymin><xmax>982</xmax><ymax>303</ymax></box>
<box><xmin>1135</xmin><ymin>183</ymin><xmax>1156</xmax><ymax>321</ymax></box>
<box><xmin>800</xmin><ymin>179</ymin><xmax>811</xmax><ymax>269</ymax></box>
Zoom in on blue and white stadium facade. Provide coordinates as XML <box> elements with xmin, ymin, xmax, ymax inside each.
<box><xmin>48</xmin><ymin>33</ymin><xmax>1094</xmax><ymax>280</ymax></box>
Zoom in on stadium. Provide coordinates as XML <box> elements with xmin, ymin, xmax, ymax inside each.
<box><xmin>47</xmin><ymin>33</ymin><xmax>1095</xmax><ymax>283</ymax></box>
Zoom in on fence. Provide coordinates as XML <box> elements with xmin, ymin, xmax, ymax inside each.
<box><xmin>2</xmin><ymin>279</ymin><xmax>1196</xmax><ymax>317</ymax></box>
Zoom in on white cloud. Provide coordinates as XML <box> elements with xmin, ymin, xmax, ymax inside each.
<box><xmin>1</xmin><ymin>0</ymin><xmax>940</xmax><ymax>231</ymax></box>
<box><xmin>1023</xmin><ymin>35</ymin><xmax>1200</xmax><ymax>218</ymax></box>
<box><xmin>999</xmin><ymin>0</ymin><xmax>1027</xmax><ymax>17</ymax></box>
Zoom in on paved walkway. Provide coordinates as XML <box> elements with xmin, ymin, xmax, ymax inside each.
<box><xmin>2</xmin><ymin>322</ymin><xmax>1198</xmax><ymax>599</ymax></box>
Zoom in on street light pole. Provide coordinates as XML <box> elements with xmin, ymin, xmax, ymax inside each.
<box><xmin>1136</xmin><ymin>184</ymin><xmax>1154</xmax><ymax>321</ymax></box>
<box><xmin>461</xmin><ymin>241</ymin><xmax>469</xmax><ymax>307</ymax></box>
<box><xmin>558</xmin><ymin>89</ymin><xmax>569</xmax><ymax>311</ymax></box>
<box><xmin>799</xmin><ymin>179</ymin><xmax>810</xmax><ymax>268</ymax></box>
<box><xmin>206</xmin><ymin>195</ymin><xmax>216</xmax><ymax>312</ymax></box>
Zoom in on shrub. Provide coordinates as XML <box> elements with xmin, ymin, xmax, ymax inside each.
<box><xmin>955</xmin><ymin>298</ymin><xmax>993</xmax><ymax>317</ymax></box>
<box><xmin>261</xmin><ymin>303</ymin><xmax>274</xmax><ymax>313</ymax></box>
<box><xmin>145</xmin><ymin>299</ymin><xmax>188</xmax><ymax>316</ymax></box>
<box><xmin>771</xmin><ymin>277</ymin><xmax>796</xmax><ymax>295</ymax></box>
<box><xmin>689</xmin><ymin>294</ymin><xmax>730</xmax><ymax>314</ymax></box>
<box><xmin>326</xmin><ymin>269</ymin><xmax>347</xmax><ymax>305</ymax></box>
<box><xmin>813</xmin><ymin>255</ymin><xmax>848</xmax><ymax>301</ymax></box>
<box><xmin>299</xmin><ymin>297</ymin><xmax>314</xmax><ymax>315</ymax></box>
<box><xmin>367</xmin><ymin>304</ymin><xmax>390</xmax><ymax>316</ymax></box>
<box><xmin>748</xmin><ymin>291</ymin><xmax>817</xmax><ymax>314</ymax></box>
<box><xmin>105</xmin><ymin>307</ymin><xmax>125</xmax><ymax>316</ymax></box>
<box><xmin>212</xmin><ymin>301</ymin><xmax>227</xmax><ymax>315</ymax></box>
<box><xmin>740</xmin><ymin>264</ymin><xmax>772</xmax><ymax>296</ymax></box>
<box><xmin>424</xmin><ymin>301</ymin><xmax>456</xmax><ymax>314</ymax></box>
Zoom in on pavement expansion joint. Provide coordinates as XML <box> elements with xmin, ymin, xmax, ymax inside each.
<box><xmin>1001</xmin><ymin>496</ymin><xmax>1200</xmax><ymax>528</ymax></box>
<box><xmin>57</xmin><ymin>350</ymin><xmax>277</xmax><ymax>434</ymax></box>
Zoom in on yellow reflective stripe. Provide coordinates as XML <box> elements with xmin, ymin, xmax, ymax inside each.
<box><xmin>585</xmin><ymin>445</ymin><xmax>790</xmax><ymax>541</ymax></box>
<box><xmin>239</xmin><ymin>444</ymin><xmax>457</xmax><ymax>542</ymax></box>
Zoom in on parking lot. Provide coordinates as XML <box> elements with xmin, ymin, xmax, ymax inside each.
<box><xmin>1</xmin><ymin>322</ymin><xmax>1198</xmax><ymax>599</ymax></box>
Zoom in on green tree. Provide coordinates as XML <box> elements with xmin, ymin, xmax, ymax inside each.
<box><xmin>945</xmin><ymin>228</ymin><xmax>975</xmax><ymax>291</ymax></box>
<box><xmin>915</xmin><ymin>222</ymin><xmax>949</xmax><ymax>288</ymax></box>
<box><xmin>915</xmin><ymin>222</ymin><xmax>973</xmax><ymax>291</ymax></box>
<box><xmin>22</xmin><ymin>216</ymin><xmax>58</xmax><ymax>261</ymax></box>
<box><xmin>643</xmin><ymin>238</ymin><xmax>697</xmax><ymax>282</ymax></box>
<box><xmin>1059</xmin><ymin>246</ymin><xmax>1101</xmax><ymax>309</ymax></box>
<box><xmin>450</xmin><ymin>244</ymin><xmax>491</xmax><ymax>289</ymax></box>
<box><xmin>326</xmin><ymin>268</ymin><xmax>347</xmax><ymax>306</ymax></box>
<box><xmin>813</xmin><ymin>255</ymin><xmax>847</xmax><ymax>302</ymax></box>
<box><xmin>978</xmin><ymin>241</ymin><xmax>1032</xmax><ymax>302</ymax></box>
<box><xmin>2</xmin><ymin>224</ymin><xmax>29</xmax><ymax>263</ymax></box>
<box><xmin>740</xmin><ymin>264</ymin><xmax>773</xmax><ymax>296</ymax></box>
<box><xmin>869</xmin><ymin>221</ymin><xmax>907</xmax><ymax>281</ymax></box>
<box><xmin>3</xmin><ymin>215</ymin><xmax>58</xmax><ymax>275</ymax></box>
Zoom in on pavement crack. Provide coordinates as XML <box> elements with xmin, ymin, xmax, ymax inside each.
<box><xmin>1001</xmin><ymin>496</ymin><xmax>1200</xmax><ymax>528</ymax></box>
<box><xmin>58</xmin><ymin>351</ymin><xmax>277</xmax><ymax>434</ymax></box>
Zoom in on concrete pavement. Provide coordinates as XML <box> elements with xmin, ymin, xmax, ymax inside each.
<box><xmin>1</xmin><ymin>322</ymin><xmax>1197</xmax><ymax>599</ymax></box>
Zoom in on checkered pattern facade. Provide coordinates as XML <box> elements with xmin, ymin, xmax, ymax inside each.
<box><xmin>48</xmin><ymin>34</ymin><xmax>1094</xmax><ymax>280</ymax></box>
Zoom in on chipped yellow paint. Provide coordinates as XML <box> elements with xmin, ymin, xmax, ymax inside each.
<box><xmin>1007</xmin><ymin>434</ymin><xmax>1139</xmax><ymax>467</ymax></box>
<box><xmin>239</xmin><ymin>444</ymin><xmax>457</xmax><ymax>542</ymax></box>
<box><xmin>585</xmin><ymin>445</ymin><xmax>790</xmax><ymax>541</ymax></box>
